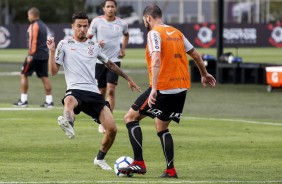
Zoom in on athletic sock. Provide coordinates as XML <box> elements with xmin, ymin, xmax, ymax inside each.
<box><xmin>21</xmin><ymin>93</ymin><xmax>28</xmax><ymax>102</ymax></box>
<box><xmin>126</xmin><ymin>121</ymin><xmax>143</xmax><ymax>161</ymax></box>
<box><xmin>46</xmin><ymin>95</ymin><xmax>53</xmax><ymax>104</ymax></box>
<box><xmin>158</xmin><ymin>129</ymin><xmax>174</xmax><ymax>169</ymax></box>
<box><xmin>96</xmin><ymin>150</ymin><xmax>106</xmax><ymax>160</ymax></box>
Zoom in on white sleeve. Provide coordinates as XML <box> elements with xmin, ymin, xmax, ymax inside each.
<box><xmin>87</xmin><ymin>18</ymin><xmax>97</xmax><ymax>37</ymax></box>
<box><xmin>183</xmin><ymin>34</ymin><xmax>194</xmax><ymax>52</ymax></box>
<box><xmin>123</xmin><ymin>22</ymin><xmax>129</xmax><ymax>35</ymax></box>
<box><xmin>55</xmin><ymin>40</ymin><xmax>65</xmax><ymax>65</ymax></box>
<box><xmin>97</xmin><ymin>45</ymin><xmax>109</xmax><ymax>64</ymax></box>
<box><xmin>147</xmin><ymin>30</ymin><xmax>161</xmax><ymax>55</ymax></box>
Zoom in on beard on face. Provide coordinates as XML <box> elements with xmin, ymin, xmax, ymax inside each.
<box><xmin>145</xmin><ymin>20</ymin><xmax>151</xmax><ymax>31</ymax></box>
<box><xmin>77</xmin><ymin>33</ymin><xmax>86</xmax><ymax>41</ymax></box>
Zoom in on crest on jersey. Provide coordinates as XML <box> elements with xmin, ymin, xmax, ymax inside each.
<box><xmin>113</xmin><ymin>25</ymin><xmax>121</xmax><ymax>32</ymax></box>
<box><xmin>87</xmin><ymin>45</ymin><xmax>95</xmax><ymax>55</ymax></box>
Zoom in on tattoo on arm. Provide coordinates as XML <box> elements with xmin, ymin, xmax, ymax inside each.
<box><xmin>105</xmin><ymin>61</ymin><xmax>129</xmax><ymax>81</ymax></box>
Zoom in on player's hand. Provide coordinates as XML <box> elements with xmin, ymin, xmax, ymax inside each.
<box><xmin>118</xmin><ymin>49</ymin><xmax>125</xmax><ymax>59</ymax></box>
<box><xmin>127</xmin><ymin>77</ymin><xmax>141</xmax><ymax>93</ymax></box>
<box><xmin>46</xmin><ymin>37</ymin><xmax>56</xmax><ymax>52</ymax></box>
<box><xmin>202</xmin><ymin>73</ymin><xmax>216</xmax><ymax>87</ymax></box>
<box><xmin>26</xmin><ymin>55</ymin><xmax>33</xmax><ymax>63</ymax></box>
<box><xmin>98</xmin><ymin>40</ymin><xmax>105</xmax><ymax>48</ymax></box>
<box><xmin>148</xmin><ymin>89</ymin><xmax>157</xmax><ymax>108</ymax></box>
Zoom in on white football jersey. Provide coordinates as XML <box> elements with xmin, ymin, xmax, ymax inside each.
<box><xmin>87</xmin><ymin>16</ymin><xmax>128</xmax><ymax>63</ymax></box>
<box><xmin>55</xmin><ymin>38</ymin><xmax>108</xmax><ymax>93</ymax></box>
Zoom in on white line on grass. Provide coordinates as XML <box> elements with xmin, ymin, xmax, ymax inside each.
<box><xmin>0</xmin><ymin>107</ymin><xmax>62</xmax><ymax>111</ymax></box>
<box><xmin>184</xmin><ymin>117</ymin><xmax>282</xmax><ymax>126</ymax></box>
<box><xmin>0</xmin><ymin>70</ymin><xmax>146</xmax><ymax>76</ymax></box>
<box><xmin>72</xmin><ymin>116</ymin><xmax>282</xmax><ymax>126</ymax></box>
<box><xmin>0</xmin><ymin>108</ymin><xmax>50</xmax><ymax>111</ymax></box>
<box><xmin>0</xmin><ymin>107</ymin><xmax>46</xmax><ymax>111</ymax></box>
<box><xmin>0</xmin><ymin>180</ymin><xmax>282</xmax><ymax>184</ymax></box>
<box><xmin>0</xmin><ymin>109</ymin><xmax>281</xmax><ymax>126</ymax></box>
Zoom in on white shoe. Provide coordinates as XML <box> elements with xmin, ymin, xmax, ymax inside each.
<box><xmin>94</xmin><ymin>157</ymin><xmax>112</xmax><ymax>170</ymax></box>
<box><xmin>58</xmin><ymin>116</ymin><xmax>75</xmax><ymax>139</ymax></box>
<box><xmin>98</xmin><ymin>124</ymin><xmax>106</xmax><ymax>133</ymax></box>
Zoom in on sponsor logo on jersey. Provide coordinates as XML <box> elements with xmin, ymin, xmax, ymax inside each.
<box><xmin>166</xmin><ymin>30</ymin><xmax>176</xmax><ymax>36</ymax></box>
<box><xmin>153</xmin><ymin>33</ymin><xmax>159</xmax><ymax>49</ymax></box>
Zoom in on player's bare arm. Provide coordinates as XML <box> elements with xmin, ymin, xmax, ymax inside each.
<box><xmin>119</xmin><ymin>33</ymin><xmax>129</xmax><ymax>59</ymax></box>
<box><xmin>148</xmin><ymin>51</ymin><xmax>161</xmax><ymax>108</ymax></box>
<box><xmin>187</xmin><ymin>48</ymin><xmax>216</xmax><ymax>87</ymax></box>
<box><xmin>105</xmin><ymin>60</ymin><xmax>141</xmax><ymax>92</ymax></box>
<box><xmin>46</xmin><ymin>37</ymin><xmax>60</xmax><ymax>76</ymax></box>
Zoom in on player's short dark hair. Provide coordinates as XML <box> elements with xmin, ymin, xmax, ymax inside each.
<box><xmin>28</xmin><ymin>7</ymin><xmax>40</xmax><ymax>17</ymax></box>
<box><xmin>71</xmin><ymin>11</ymin><xmax>89</xmax><ymax>23</ymax></box>
<box><xmin>102</xmin><ymin>0</ymin><xmax>117</xmax><ymax>7</ymax></box>
<box><xmin>143</xmin><ymin>4</ymin><xmax>162</xmax><ymax>19</ymax></box>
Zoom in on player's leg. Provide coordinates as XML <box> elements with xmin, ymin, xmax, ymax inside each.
<box><xmin>14</xmin><ymin>58</ymin><xmax>33</xmax><ymax>107</ymax></box>
<box><xmin>98</xmin><ymin>106</ymin><xmax>117</xmax><ymax>154</ymax></box>
<box><xmin>93</xmin><ymin>105</ymin><xmax>117</xmax><ymax>170</ymax></box>
<box><xmin>105</xmin><ymin>62</ymin><xmax>120</xmax><ymax>111</ymax></box>
<box><xmin>155</xmin><ymin>91</ymin><xmax>187</xmax><ymax>178</ymax></box>
<box><xmin>40</xmin><ymin>77</ymin><xmax>53</xmax><ymax>107</ymax></box>
<box><xmin>20</xmin><ymin>74</ymin><xmax>28</xmax><ymax>94</ymax></box>
<box><xmin>118</xmin><ymin>89</ymin><xmax>151</xmax><ymax>175</ymax></box>
<box><xmin>58</xmin><ymin>95</ymin><xmax>78</xmax><ymax>139</ymax></box>
<box><xmin>36</xmin><ymin>59</ymin><xmax>53</xmax><ymax>107</ymax></box>
<box><xmin>96</xmin><ymin>63</ymin><xmax>107</xmax><ymax>98</ymax></box>
<box><xmin>105</xmin><ymin>83</ymin><xmax>116</xmax><ymax>110</ymax></box>
<box><xmin>95</xmin><ymin>63</ymin><xmax>107</xmax><ymax>133</ymax></box>
<box><xmin>155</xmin><ymin>119</ymin><xmax>178</xmax><ymax>178</ymax></box>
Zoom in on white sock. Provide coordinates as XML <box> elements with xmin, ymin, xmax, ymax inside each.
<box><xmin>21</xmin><ymin>94</ymin><xmax>28</xmax><ymax>102</ymax></box>
<box><xmin>46</xmin><ymin>95</ymin><xmax>53</xmax><ymax>104</ymax></box>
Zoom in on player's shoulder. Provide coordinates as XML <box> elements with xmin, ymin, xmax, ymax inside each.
<box><xmin>115</xmin><ymin>16</ymin><xmax>128</xmax><ymax>26</ymax></box>
<box><xmin>58</xmin><ymin>38</ymin><xmax>74</xmax><ymax>47</ymax></box>
<box><xmin>91</xmin><ymin>16</ymin><xmax>104</xmax><ymax>23</ymax></box>
<box><xmin>155</xmin><ymin>24</ymin><xmax>172</xmax><ymax>31</ymax></box>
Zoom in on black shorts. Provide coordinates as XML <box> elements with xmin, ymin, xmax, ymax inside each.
<box><xmin>21</xmin><ymin>57</ymin><xmax>48</xmax><ymax>77</ymax></box>
<box><xmin>62</xmin><ymin>89</ymin><xmax>109</xmax><ymax>122</ymax></box>
<box><xmin>95</xmin><ymin>62</ymin><xmax>121</xmax><ymax>88</ymax></box>
<box><xmin>131</xmin><ymin>88</ymin><xmax>187</xmax><ymax>123</ymax></box>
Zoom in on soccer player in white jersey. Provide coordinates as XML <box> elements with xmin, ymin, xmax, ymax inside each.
<box><xmin>87</xmin><ymin>0</ymin><xmax>129</xmax><ymax>133</ymax></box>
<box><xmin>46</xmin><ymin>11</ymin><xmax>140</xmax><ymax>171</ymax></box>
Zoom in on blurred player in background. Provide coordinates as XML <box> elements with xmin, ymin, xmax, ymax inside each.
<box><xmin>118</xmin><ymin>4</ymin><xmax>216</xmax><ymax>178</ymax></box>
<box><xmin>87</xmin><ymin>0</ymin><xmax>129</xmax><ymax>133</ymax></box>
<box><xmin>14</xmin><ymin>7</ymin><xmax>53</xmax><ymax>108</ymax></box>
<box><xmin>47</xmin><ymin>11</ymin><xmax>140</xmax><ymax>170</ymax></box>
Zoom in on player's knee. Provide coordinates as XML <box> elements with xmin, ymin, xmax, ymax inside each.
<box><xmin>106</xmin><ymin>125</ymin><xmax>117</xmax><ymax>136</ymax></box>
<box><xmin>107</xmin><ymin>89</ymin><xmax>115</xmax><ymax>97</ymax></box>
<box><xmin>99</xmin><ymin>88</ymin><xmax>106</xmax><ymax>96</ymax></box>
<box><xmin>124</xmin><ymin>111</ymin><xmax>137</xmax><ymax>123</ymax></box>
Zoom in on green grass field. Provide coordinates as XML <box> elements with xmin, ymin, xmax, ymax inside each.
<box><xmin>0</xmin><ymin>47</ymin><xmax>281</xmax><ymax>66</ymax></box>
<box><xmin>0</xmin><ymin>48</ymin><xmax>282</xmax><ymax>183</ymax></box>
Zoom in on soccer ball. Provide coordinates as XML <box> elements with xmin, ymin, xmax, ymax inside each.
<box><xmin>114</xmin><ymin>156</ymin><xmax>134</xmax><ymax>177</ymax></box>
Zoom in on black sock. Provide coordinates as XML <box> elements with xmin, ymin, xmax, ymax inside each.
<box><xmin>126</xmin><ymin>121</ymin><xmax>143</xmax><ymax>161</ymax></box>
<box><xmin>96</xmin><ymin>150</ymin><xmax>106</xmax><ymax>160</ymax></box>
<box><xmin>158</xmin><ymin>129</ymin><xmax>174</xmax><ymax>169</ymax></box>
